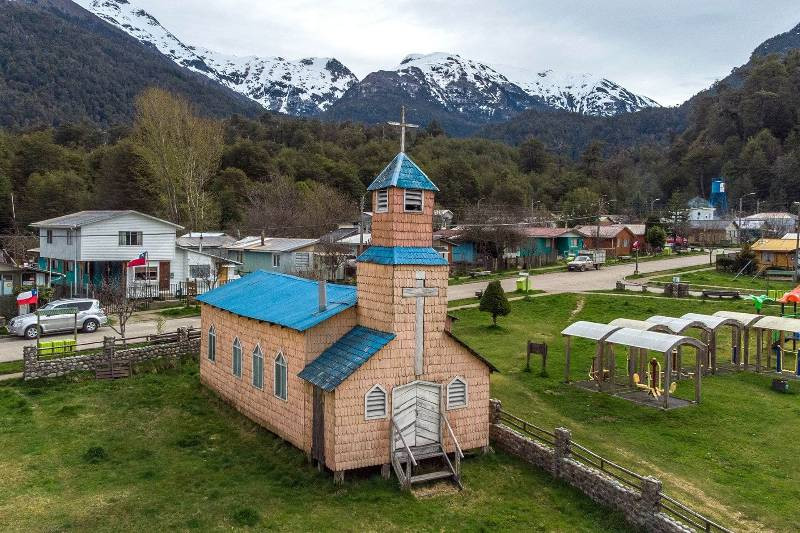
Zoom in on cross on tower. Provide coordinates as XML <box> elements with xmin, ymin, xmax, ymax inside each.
<box><xmin>402</xmin><ymin>271</ymin><xmax>439</xmax><ymax>375</ymax></box>
<box><xmin>387</xmin><ymin>105</ymin><xmax>419</xmax><ymax>153</ymax></box>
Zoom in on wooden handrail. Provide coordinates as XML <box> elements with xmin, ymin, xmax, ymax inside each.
<box><xmin>391</xmin><ymin>418</ymin><xmax>417</xmax><ymax>466</ymax></box>
<box><xmin>440</xmin><ymin>412</ymin><xmax>464</xmax><ymax>459</ymax></box>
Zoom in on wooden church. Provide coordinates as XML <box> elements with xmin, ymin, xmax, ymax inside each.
<box><xmin>197</xmin><ymin>134</ymin><xmax>496</xmax><ymax>487</ymax></box>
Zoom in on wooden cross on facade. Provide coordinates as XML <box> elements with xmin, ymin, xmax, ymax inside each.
<box><xmin>402</xmin><ymin>271</ymin><xmax>438</xmax><ymax>375</ymax></box>
<box><xmin>387</xmin><ymin>105</ymin><xmax>419</xmax><ymax>153</ymax></box>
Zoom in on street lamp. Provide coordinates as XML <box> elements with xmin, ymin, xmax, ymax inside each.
<box><xmin>650</xmin><ymin>198</ymin><xmax>661</xmax><ymax>214</ymax></box>
<box><xmin>739</xmin><ymin>192</ymin><xmax>756</xmax><ymax>244</ymax></box>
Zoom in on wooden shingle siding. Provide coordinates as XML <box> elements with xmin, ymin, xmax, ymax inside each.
<box><xmin>371</xmin><ymin>189</ymin><xmax>434</xmax><ymax>247</ymax></box>
<box><xmin>200</xmin><ymin>304</ymin><xmax>357</xmax><ymax>457</ymax></box>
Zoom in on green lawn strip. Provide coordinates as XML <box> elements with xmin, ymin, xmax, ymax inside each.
<box><xmin>452</xmin><ymin>294</ymin><xmax>797</xmax><ymax>531</ymax></box>
<box><xmin>449</xmin><ymin>265</ymin><xmax>566</xmax><ymax>286</ymax></box>
<box><xmin>0</xmin><ymin>363</ymin><xmax>632</xmax><ymax>532</ymax></box>
<box><xmin>157</xmin><ymin>305</ymin><xmax>201</xmax><ymax>318</ymax></box>
<box><xmin>627</xmin><ymin>264</ymin><xmax>715</xmax><ymax>280</ymax></box>
<box><xmin>650</xmin><ymin>270</ymin><xmax>796</xmax><ymax>292</ymax></box>
<box><xmin>0</xmin><ymin>360</ymin><xmax>22</xmax><ymax>375</ymax></box>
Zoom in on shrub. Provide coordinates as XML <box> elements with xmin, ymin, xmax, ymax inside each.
<box><xmin>479</xmin><ymin>280</ymin><xmax>511</xmax><ymax>326</ymax></box>
<box><xmin>82</xmin><ymin>446</ymin><xmax>107</xmax><ymax>463</ymax></box>
<box><xmin>231</xmin><ymin>507</ymin><xmax>260</xmax><ymax>527</ymax></box>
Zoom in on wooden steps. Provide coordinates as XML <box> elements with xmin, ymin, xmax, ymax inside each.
<box><xmin>410</xmin><ymin>470</ymin><xmax>454</xmax><ymax>484</ymax></box>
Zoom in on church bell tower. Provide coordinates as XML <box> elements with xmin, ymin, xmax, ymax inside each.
<box><xmin>356</xmin><ymin>112</ymin><xmax>449</xmax><ymax>376</ymax></box>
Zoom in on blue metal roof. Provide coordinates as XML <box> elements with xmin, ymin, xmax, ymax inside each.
<box><xmin>196</xmin><ymin>271</ymin><xmax>356</xmax><ymax>332</ymax></box>
<box><xmin>298</xmin><ymin>326</ymin><xmax>395</xmax><ymax>391</ymax></box>
<box><xmin>357</xmin><ymin>246</ymin><xmax>449</xmax><ymax>266</ymax></box>
<box><xmin>366</xmin><ymin>152</ymin><xmax>439</xmax><ymax>192</ymax></box>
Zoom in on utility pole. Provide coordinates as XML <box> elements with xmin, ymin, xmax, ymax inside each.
<box><xmin>595</xmin><ymin>196</ymin><xmax>604</xmax><ymax>250</ymax></box>
<box><xmin>794</xmin><ymin>201</ymin><xmax>800</xmax><ymax>283</ymax></box>
<box><xmin>739</xmin><ymin>192</ymin><xmax>755</xmax><ymax>244</ymax></box>
<box><xmin>358</xmin><ymin>194</ymin><xmax>365</xmax><ymax>255</ymax></box>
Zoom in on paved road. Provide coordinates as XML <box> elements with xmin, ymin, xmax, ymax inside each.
<box><xmin>447</xmin><ymin>252</ymin><xmax>719</xmax><ymax>301</ymax></box>
<box><xmin>0</xmin><ymin>315</ymin><xmax>200</xmax><ymax>363</ymax></box>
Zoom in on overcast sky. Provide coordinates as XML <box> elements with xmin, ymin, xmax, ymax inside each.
<box><xmin>136</xmin><ymin>0</ymin><xmax>800</xmax><ymax>106</ymax></box>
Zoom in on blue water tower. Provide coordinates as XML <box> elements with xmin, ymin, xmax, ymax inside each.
<box><xmin>709</xmin><ymin>178</ymin><xmax>728</xmax><ymax>215</ymax></box>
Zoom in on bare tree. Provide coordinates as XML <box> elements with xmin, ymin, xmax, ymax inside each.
<box><xmin>133</xmin><ymin>88</ymin><xmax>223</xmax><ymax>230</ymax></box>
<box><xmin>458</xmin><ymin>203</ymin><xmax>528</xmax><ymax>271</ymax></box>
<box><xmin>96</xmin><ymin>280</ymin><xmax>136</xmax><ymax>344</ymax></box>
<box><xmin>314</xmin><ymin>240</ymin><xmax>352</xmax><ymax>280</ymax></box>
<box><xmin>246</xmin><ymin>176</ymin><xmax>357</xmax><ymax>238</ymax></box>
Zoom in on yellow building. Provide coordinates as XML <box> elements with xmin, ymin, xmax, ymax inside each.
<box><xmin>751</xmin><ymin>238</ymin><xmax>798</xmax><ymax>270</ymax></box>
<box><xmin>197</xmin><ymin>151</ymin><xmax>496</xmax><ymax>487</ymax></box>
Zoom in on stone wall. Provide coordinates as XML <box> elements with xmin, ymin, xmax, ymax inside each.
<box><xmin>489</xmin><ymin>400</ymin><xmax>695</xmax><ymax>533</ymax></box>
<box><xmin>23</xmin><ymin>329</ymin><xmax>199</xmax><ymax>380</ymax></box>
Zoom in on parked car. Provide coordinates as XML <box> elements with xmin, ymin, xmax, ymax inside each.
<box><xmin>6</xmin><ymin>299</ymin><xmax>108</xmax><ymax>339</ymax></box>
<box><xmin>568</xmin><ymin>250</ymin><xmax>606</xmax><ymax>271</ymax></box>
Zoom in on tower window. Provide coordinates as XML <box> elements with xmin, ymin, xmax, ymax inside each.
<box><xmin>376</xmin><ymin>189</ymin><xmax>389</xmax><ymax>213</ymax></box>
<box><xmin>404</xmin><ymin>190</ymin><xmax>423</xmax><ymax>212</ymax></box>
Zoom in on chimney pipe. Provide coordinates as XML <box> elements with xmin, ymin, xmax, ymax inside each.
<box><xmin>260</xmin><ymin>230</ymin><xmax>265</xmax><ymax>246</ymax></box>
<box><xmin>318</xmin><ymin>279</ymin><xmax>327</xmax><ymax>312</ymax></box>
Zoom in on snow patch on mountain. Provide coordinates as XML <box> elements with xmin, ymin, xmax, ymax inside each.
<box><xmin>72</xmin><ymin>0</ymin><xmax>358</xmax><ymax>114</ymax></box>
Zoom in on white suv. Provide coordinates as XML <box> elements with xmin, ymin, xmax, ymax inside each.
<box><xmin>7</xmin><ymin>299</ymin><xmax>108</xmax><ymax>339</ymax></box>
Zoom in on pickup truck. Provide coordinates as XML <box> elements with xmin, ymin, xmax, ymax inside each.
<box><xmin>567</xmin><ymin>250</ymin><xmax>606</xmax><ymax>271</ymax></box>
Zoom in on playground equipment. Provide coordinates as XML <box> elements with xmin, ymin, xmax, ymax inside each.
<box><xmin>645</xmin><ymin>316</ymin><xmax>715</xmax><ymax>373</ymax></box>
<box><xmin>632</xmin><ymin>358</ymin><xmax>677</xmax><ymax>400</ymax></box>
<box><xmin>743</xmin><ymin>294</ymin><xmax>774</xmax><ymax>314</ymax></box>
<box><xmin>751</xmin><ymin>315</ymin><xmax>800</xmax><ymax>375</ymax></box>
<box><xmin>563</xmin><ymin>321</ymin><xmax>706</xmax><ymax>409</ymax></box>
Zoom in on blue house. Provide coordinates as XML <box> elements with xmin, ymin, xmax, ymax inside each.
<box><xmin>519</xmin><ymin>228</ymin><xmax>584</xmax><ymax>265</ymax></box>
<box><xmin>225</xmin><ymin>236</ymin><xmax>318</xmax><ymax>276</ymax></box>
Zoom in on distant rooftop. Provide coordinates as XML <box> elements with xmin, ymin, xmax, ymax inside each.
<box><xmin>31</xmin><ymin>210</ymin><xmax>183</xmax><ymax>229</ymax></box>
<box><xmin>226</xmin><ymin>236</ymin><xmax>318</xmax><ymax>253</ymax></box>
<box><xmin>197</xmin><ymin>271</ymin><xmax>356</xmax><ymax>331</ymax></box>
<box><xmin>177</xmin><ymin>232</ymin><xmax>236</xmax><ymax>249</ymax></box>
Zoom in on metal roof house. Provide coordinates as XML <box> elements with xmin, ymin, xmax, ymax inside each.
<box><xmin>198</xmin><ymin>149</ymin><xmax>495</xmax><ymax>489</ymax></box>
<box><xmin>225</xmin><ymin>236</ymin><xmax>318</xmax><ymax>276</ymax></box>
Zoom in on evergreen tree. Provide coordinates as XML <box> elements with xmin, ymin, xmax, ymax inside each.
<box><xmin>479</xmin><ymin>281</ymin><xmax>511</xmax><ymax>326</ymax></box>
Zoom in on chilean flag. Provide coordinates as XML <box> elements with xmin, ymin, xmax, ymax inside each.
<box><xmin>127</xmin><ymin>251</ymin><xmax>147</xmax><ymax>268</ymax></box>
<box><xmin>17</xmin><ymin>288</ymin><xmax>38</xmax><ymax>306</ymax></box>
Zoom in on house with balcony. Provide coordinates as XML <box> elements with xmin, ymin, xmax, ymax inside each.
<box><xmin>31</xmin><ymin>211</ymin><xmax>238</xmax><ymax>298</ymax></box>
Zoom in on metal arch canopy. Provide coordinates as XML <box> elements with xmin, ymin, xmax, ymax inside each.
<box><xmin>608</xmin><ymin>318</ymin><xmax>662</xmax><ymax>331</ymax></box>
<box><xmin>646</xmin><ymin>315</ymin><xmax>711</xmax><ymax>335</ymax></box>
<box><xmin>712</xmin><ymin>310</ymin><xmax>766</xmax><ymax>328</ymax></box>
<box><xmin>561</xmin><ymin>321</ymin><xmax>620</xmax><ymax>341</ymax></box>
<box><xmin>751</xmin><ymin>315</ymin><xmax>800</xmax><ymax>333</ymax></box>
<box><xmin>680</xmin><ymin>313</ymin><xmax>742</xmax><ymax>331</ymax></box>
<box><xmin>605</xmin><ymin>327</ymin><xmax>706</xmax><ymax>353</ymax></box>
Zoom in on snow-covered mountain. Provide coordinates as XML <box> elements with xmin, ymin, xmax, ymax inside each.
<box><xmin>392</xmin><ymin>53</ymin><xmax>659</xmax><ymax>116</ymax></box>
<box><xmin>71</xmin><ymin>1</ymin><xmax>658</xmax><ymax>122</ymax></box>
<box><xmin>72</xmin><ymin>0</ymin><xmax>358</xmax><ymax>115</ymax></box>
<box><xmin>504</xmin><ymin>68</ymin><xmax>660</xmax><ymax>117</ymax></box>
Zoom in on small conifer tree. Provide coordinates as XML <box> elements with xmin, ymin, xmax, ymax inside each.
<box><xmin>479</xmin><ymin>280</ymin><xmax>511</xmax><ymax>326</ymax></box>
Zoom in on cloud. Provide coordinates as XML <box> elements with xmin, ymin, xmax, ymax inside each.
<box><xmin>135</xmin><ymin>0</ymin><xmax>800</xmax><ymax>106</ymax></box>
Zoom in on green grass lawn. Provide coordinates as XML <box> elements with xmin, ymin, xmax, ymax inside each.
<box><xmin>0</xmin><ymin>360</ymin><xmax>23</xmax><ymax>375</ymax></box>
<box><xmin>158</xmin><ymin>305</ymin><xmax>201</xmax><ymax>318</ymax></box>
<box><xmin>651</xmin><ymin>269</ymin><xmax>796</xmax><ymax>293</ymax></box>
<box><xmin>452</xmin><ymin>294</ymin><xmax>800</xmax><ymax>531</ymax></box>
<box><xmin>0</xmin><ymin>361</ymin><xmax>632</xmax><ymax>532</ymax></box>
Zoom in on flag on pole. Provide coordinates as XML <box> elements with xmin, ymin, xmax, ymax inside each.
<box><xmin>128</xmin><ymin>251</ymin><xmax>147</xmax><ymax>268</ymax></box>
<box><xmin>17</xmin><ymin>288</ymin><xmax>38</xmax><ymax>306</ymax></box>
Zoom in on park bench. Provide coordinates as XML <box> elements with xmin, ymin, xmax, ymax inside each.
<box><xmin>701</xmin><ymin>290</ymin><xmax>740</xmax><ymax>299</ymax></box>
<box><xmin>468</xmin><ymin>270</ymin><xmax>492</xmax><ymax>278</ymax></box>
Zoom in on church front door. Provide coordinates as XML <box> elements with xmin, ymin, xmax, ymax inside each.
<box><xmin>392</xmin><ymin>380</ymin><xmax>441</xmax><ymax>450</ymax></box>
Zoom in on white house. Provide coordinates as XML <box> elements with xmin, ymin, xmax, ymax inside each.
<box><xmin>31</xmin><ymin>210</ymin><xmax>238</xmax><ymax>298</ymax></box>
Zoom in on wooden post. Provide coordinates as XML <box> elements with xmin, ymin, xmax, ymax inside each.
<box><xmin>694</xmin><ymin>348</ymin><xmax>702</xmax><ymax>404</ymax></box>
<box><xmin>381</xmin><ymin>464</ymin><xmax>391</xmax><ymax>480</ymax></box>
<box><xmin>608</xmin><ymin>344</ymin><xmax>616</xmax><ymax>393</ymax></box>
<box><xmin>663</xmin><ymin>350</ymin><xmax>672</xmax><ymax>410</ymax></box>
<box><xmin>767</xmin><ymin>329</ymin><xmax>772</xmax><ymax>370</ymax></box>
<box><xmin>778</xmin><ymin>330</ymin><xmax>786</xmax><ymax>373</ymax></box>
<box><xmin>676</xmin><ymin>346</ymin><xmax>682</xmax><ymax>381</ymax></box>
<box><xmin>564</xmin><ymin>336</ymin><xmax>571</xmax><ymax>383</ymax></box>
<box><xmin>710</xmin><ymin>330</ymin><xmax>717</xmax><ymax>374</ymax></box>
<box><xmin>640</xmin><ymin>348</ymin><xmax>647</xmax><ymax>380</ymax></box>
<box><xmin>756</xmin><ymin>329</ymin><xmax>762</xmax><ymax>372</ymax></box>
<box><xmin>628</xmin><ymin>346</ymin><xmax>636</xmax><ymax>387</ymax></box>
<box><xmin>743</xmin><ymin>328</ymin><xmax>750</xmax><ymax>370</ymax></box>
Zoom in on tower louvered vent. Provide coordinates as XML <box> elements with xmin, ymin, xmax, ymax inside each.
<box><xmin>404</xmin><ymin>190</ymin><xmax>423</xmax><ymax>212</ymax></box>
